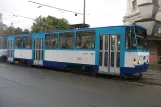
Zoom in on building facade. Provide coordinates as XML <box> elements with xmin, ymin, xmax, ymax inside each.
<box><xmin>123</xmin><ymin>0</ymin><xmax>161</xmax><ymax>63</ymax></box>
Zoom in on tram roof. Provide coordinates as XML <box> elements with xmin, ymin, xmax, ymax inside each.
<box><xmin>8</xmin><ymin>24</ymin><xmax>146</xmax><ymax>37</ymax></box>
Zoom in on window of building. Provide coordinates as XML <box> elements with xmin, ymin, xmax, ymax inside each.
<box><xmin>23</xmin><ymin>36</ymin><xmax>32</xmax><ymax>48</ymax></box>
<box><xmin>76</xmin><ymin>30</ymin><xmax>95</xmax><ymax>49</ymax></box>
<box><xmin>132</xmin><ymin>0</ymin><xmax>137</xmax><ymax>10</ymax></box>
<box><xmin>59</xmin><ymin>32</ymin><xmax>74</xmax><ymax>49</ymax></box>
<box><xmin>45</xmin><ymin>34</ymin><xmax>58</xmax><ymax>48</ymax></box>
<box><xmin>125</xmin><ymin>26</ymin><xmax>137</xmax><ymax>50</ymax></box>
<box><xmin>15</xmin><ymin>37</ymin><xmax>22</xmax><ymax>48</ymax></box>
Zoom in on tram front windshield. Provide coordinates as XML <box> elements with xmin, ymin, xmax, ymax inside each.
<box><xmin>135</xmin><ymin>27</ymin><xmax>147</xmax><ymax>50</ymax></box>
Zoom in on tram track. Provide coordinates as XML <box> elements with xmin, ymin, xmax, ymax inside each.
<box><xmin>1</xmin><ymin>62</ymin><xmax>160</xmax><ymax>87</ymax></box>
<box><xmin>38</xmin><ymin>66</ymin><xmax>161</xmax><ymax>87</ymax></box>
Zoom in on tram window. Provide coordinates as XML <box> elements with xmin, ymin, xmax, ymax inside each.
<box><xmin>125</xmin><ymin>27</ymin><xmax>137</xmax><ymax>50</ymax></box>
<box><xmin>105</xmin><ymin>36</ymin><xmax>108</xmax><ymax>50</ymax></box>
<box><xmin>45</xmin><ymin>34</ymin><xmax>58</xmax><ymax>48</ymax></box>
<box><xmin>117</xmin><ymin>35</ymin><xmax>120</xmax><ymax>50</ymax></box>
<box><xmin>104</xmin><ymin>52</ymin><xmax>108</xmax><ymax>67</ymax></box>
<box><xmin>111</xmin><ymin>35</ymin><xmax>115</xmax><ymax>50</ymax></box>
<box><xmin>111</xmin><ymin>52</ymin><xmax>114</xmax><ymax>67</ymax></box>
<box><xmin>0</xmin><ymin>39</ymin><xmax>1</xmax><ymax>49</ymax></box>
<box><xmin>100</xmin><ymin>36</ymin><xmax>103</xmax><ymax>50</ymax></box>
<box><xmin>76</xmin><ymin>30</ymin><xmax>95</xmax><ymax>49</ymax></box>
<box><xmin>60</xmin><ymin>32</ymin><xmax>74</xmax><ymax>49</ymax></box>
<box><xmin>4</xmin><ymin>38</ymin><xmax>7</xmax><ymax>49</ymax></box>
<box><xmin>117</xmin><ymin>52</ymin><xmax>120</xmax><ymax>67</ymax></box>
<box><xmin>0</xmin><ymin>39</ymin><xmax>3</xmax><ymax>49</ymax></box>
<box><xmin>0</xmin><ymin>39</ymin><xmax>2</xmax><ymax>49</ymax></box>
<box><xmin>99</xmin><ymin>52</ymin><xmax>103</xmax><ymax>66</ymax></box>
<box><xmin>23</xmin><ymin>36</ymin><xmax>32</xmax><ymax>48</ymax></box>
<box><xmin>131</xmin><ymin>27</ymin><xmax>137</xmax><ymax>49</ymax></box>
<box><xmin>0</xmin><ymin>38</ymin><xmax>7</xmax><ymax>49</ymax></box>
<box><xmin>125</xmin><ymin>27</ymin><xmax>130</xmax><ymax>49</ymax></box>
<box><xmin>15</xmin><ymin>37</ymin><xmax>22</xmax><ymax>48</ymax></box>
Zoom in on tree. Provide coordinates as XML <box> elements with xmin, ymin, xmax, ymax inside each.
<box><xmin>14</xmin><ymin>27</ymin><xmax>23</xmax><ymax>34</ymax></box>
<box><xmin>31</xmin><ymin>15</ymin><xmax>69</xmax><ymax>33</ymax></box>
<box><xmin>0</xmin><ymin>28</ymin><xmax>5</xmax><ymax>36</ymax></box>
<box><xmin>2</xmin><ymin>26</ymin><xmax>15</xmax><ymax>36</ymax></box>
<box><xmin>23</xmin><ymin>29</ymin><xmax>30</xmax><ymax>34</ymax></box>
<box><xmin>0</xmin><ymin>26</ymin><xmax>28</xmax><ymax>36</ymax></box>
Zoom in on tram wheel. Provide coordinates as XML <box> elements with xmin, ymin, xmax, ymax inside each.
<box><xmin>136</xmin><ymin>73</ymin><xmax>143</xmax><ymax>79</ymax></box>
<box><xmin>17</xmin><ymin>60</ymin><xmax>21</xmax><ymax>64</ymax></box>
<box><xmin>122</xmin><ymin>73</ymin><xmax>143</xmax><ymax>80</ymax></box>
<box><xmin>89</xmin><ymin>67</ymin><xmax>97</xmax><ymax>77</ymax></box>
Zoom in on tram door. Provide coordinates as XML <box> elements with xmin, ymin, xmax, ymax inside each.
<box><xmin>8</xmin><ymin>40</ymin><xmax>14</xmax><ymax>62</ymax></box>
<box><xmin>34</xmin><ymin>38</ymin><xmax>43</xmax><ymax>65</ymax></box>
<box><xmin>99</xmin><ymin>35</ymin><xmax>120</xmax><ymax>74</ymax></box>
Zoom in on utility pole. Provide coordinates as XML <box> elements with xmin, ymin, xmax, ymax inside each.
<box><xmin>83</xmin><ymin>0</ymin><xmax>86</xmax><ymax>28</ymax></box>
<box><xmin>28</xmin><ymin>1</ymin><xmax>88</xmax><ymax>28</ymax></box>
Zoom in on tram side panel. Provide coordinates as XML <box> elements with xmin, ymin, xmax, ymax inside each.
<box><xmin>7</xmin><ymin>35</ymin><xmax>33</xmax><ymax>64</ymax></box>
<box><xmin>0</xmin><ymin>49</ymin><xmax>7</xmax><ymax>61</ymax></box>
<box><xmin>43</xmin><ymin>50</ymin><xmax>96</xmax><ymax>68</ymax></box>
<box><xmin>14</xmin><ymin>49</ymin><xmax>33</xmax><ymax>64</ymax></box>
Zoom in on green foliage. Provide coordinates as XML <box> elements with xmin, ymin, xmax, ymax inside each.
<box><xmin>31</xmin><ymin>15</ymin><xmax>69</xmax><ymax>33</ymax></box>
<box><xmin>23</xmin><ymin>29</ymin><xmax>30</xmax><ymax>34</ymax></box>
<box><xmin>14</xmin><ymin>27</ymin><xmax>23</xmax><ymax>34</ymax></box>
<box><xmin>0</xmin><ymin>26</ymin><xmax>15</xmax><ymax>36</ymax></box>
<box><xmin>0</xmin><ymin>27</ymin><xmax>30</xmax><ymax>37</ymax></box>
<box><xmin>0</xmin><ymin>15</ymin><xmax>69</xmax><ymax>36</ymax></box>
<box><xmin>0</xmin><ymin>28</ymin><xmax>5</xmax><ymax>36</ymax></box>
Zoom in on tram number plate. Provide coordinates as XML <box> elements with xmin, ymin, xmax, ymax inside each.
<box><xmin>77</xmin><ymin>57</ymin><xmax>82</xmax><ymax>60</ymax></box>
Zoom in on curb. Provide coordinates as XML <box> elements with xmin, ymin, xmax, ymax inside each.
<box><xmin>148</xmin><ymin>68</ymin><xmax>161</xmax><ymax>71</ymax></box>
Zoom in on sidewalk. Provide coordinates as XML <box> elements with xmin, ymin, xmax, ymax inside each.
<box><xmin>141</xmin><ymin>69</ymin><xmax>161</xmax><ymax>85</ymax></box>
<box><xmin>148</xmin><ymin>63</ymin><xmax>161</xmax><ymax>70</ymax></box>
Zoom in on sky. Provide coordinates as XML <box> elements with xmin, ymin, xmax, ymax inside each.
<box><xmin>0</xmin><ymin>0</ymin><xmax>127</xmax><ymax>30</ymax></box>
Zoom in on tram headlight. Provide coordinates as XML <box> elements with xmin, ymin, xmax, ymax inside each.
<box><xmin>147</xmin><ymin>59</ymin><xmax>149</xmax><ymax>63</ymax></box>
<box><xmin>133</xmin><ymin>59</ymin><xmax>136</xmax><ymax>65</ymax></box>
<box><xmin>147</xmin><ymin>56</ymin><xmax>149</xmax><ymax>63</ymax></box>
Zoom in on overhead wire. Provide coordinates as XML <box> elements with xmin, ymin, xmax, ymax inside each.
<box><xmin>104</xmin><ymin>0</ymin><xmax>125</xmax><ymax>4</ymax></box>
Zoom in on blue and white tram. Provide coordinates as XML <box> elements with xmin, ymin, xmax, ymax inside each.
<box><xmin>0</xmin><ymin>37</ymin><xmax>7</xmax><ymax>61</ymax></box>
<box><xmin>7</xmin><ymin>25</ymin><xmax>149</xmax><ymax>77</ymax></box>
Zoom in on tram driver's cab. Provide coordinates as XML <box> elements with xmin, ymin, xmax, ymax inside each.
<box><xmin>123</xmin><ymin>25</ymin><xmax>149</xmax><ymax>75</ymax></box>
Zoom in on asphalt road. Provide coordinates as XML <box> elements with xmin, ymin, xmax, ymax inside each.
<box><xmin>0</xmin><ymin>63</ymin><xmax>161</xmax><ymax>107</ymax></box>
